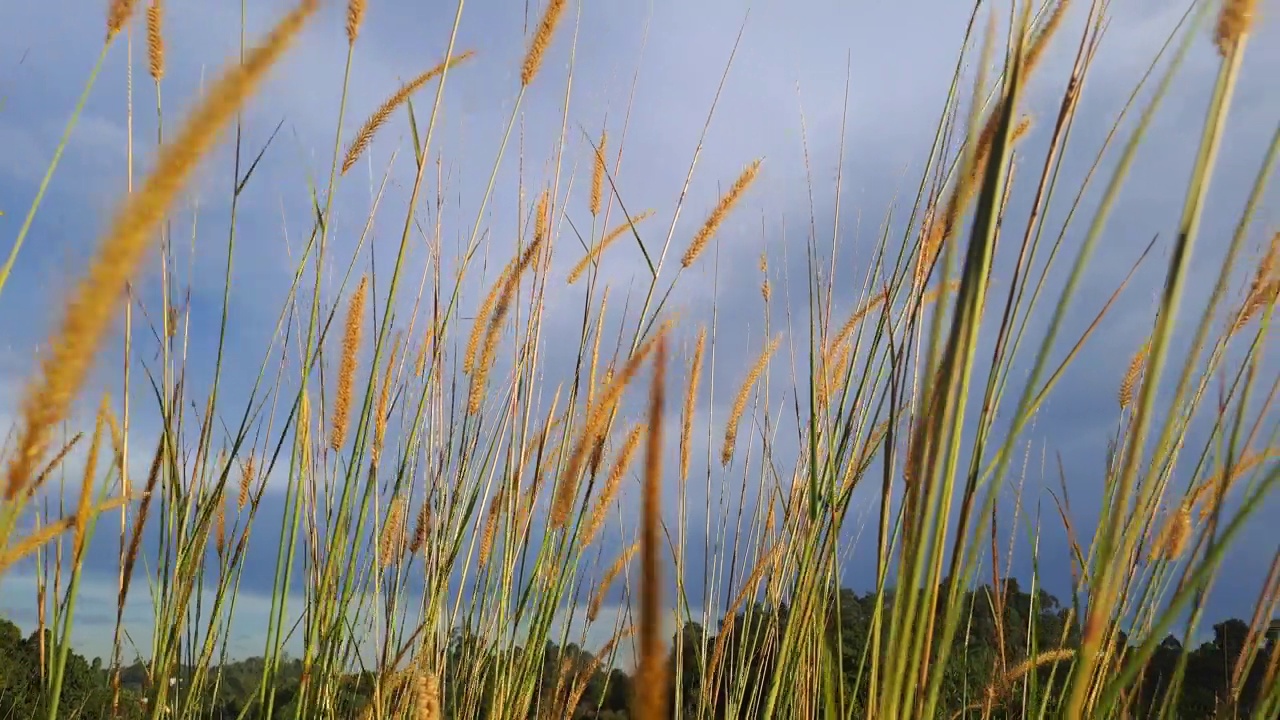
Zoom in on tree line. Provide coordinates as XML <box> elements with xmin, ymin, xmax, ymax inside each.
<box><xmin>2</xmin><ymin>578</ymin><xmax>1275</xmax><ymax>717</ymax></box>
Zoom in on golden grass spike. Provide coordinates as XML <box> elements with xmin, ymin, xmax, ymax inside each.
<box><xmin>1118</xmin><ymin>339</ymin><xmax>1150</xmax><ymax>410</ymax></box>
<box><xmin>635</xmin><ymin>334</ymin><xmax>668</xmax><ymax>720</ymax></box>
<box><xmin>408</xmin><ymin>502</ymin><xmax>431</xmax><ymax>555</ymax></box>
<box><xmin>1</xmin><ymin>498</ymin><xmax>129</xmax><ymax>572</ymax></box>
<box><xmin>72</xmin><ymin>397</ymin><xmax>109</xmax><ymax>557</ymax></box>
<box><xmin>586</xmin><ymin>291</ymin><xmax>610</xmax><ymax>412</ymax></box>
<box><xmin>582</xmin><ymin>423</ymin><xmax>646</xmax><ymax>547</ymax></box>
<box><xmin>681</xmin><ymin>160</ymin><xmax>762</xmax><ymax>268</ymax></box>
<box><xmin>591</xmin><ymin>130</ymin><xmax>607</xmax><ymax>216</ymax></box>
<box><xmin>521</xmin><ymin>0</ymin><xmax>567</xmax><ymax>87</ymax></box>
<box><xmin>415</xmin><ymin>671</ymin><xmax>440</xmax><ymax>720</ymax></box>
<box><xmin>830</xmin><ymin>286</ymin><xmax>889</xmax><ymax>353</ymax></box>
<box><xmin>3</xmin><ymin>0</ymin><xmax>318</xmax><ymax>500</ymax></box>
<box><xmin>380</xmin><ymin>495</ymin><xmax>406</xmax><ymax>568</ymax></box>
<box><xmin>535</xmin><ymin>189</ymin><xmax>550</xmax><ymax>247</ymax></box>
<box><xmin>30</xmin><ymin>433</ymin><xmax>84</xmax><ymax>500</ymax></box>
<box><xmin>477</xmin><ymin>488</ymin><xmax>504</xmax><ymax>569</ymax></box>
<box><xmin>1216</xmin><ymin>0</ymin><xmax>1258</xmax><ymax>57</ymax></box>
<box><xmin>237</xmin><ymin>454</ymin><xmax>255</xmax><ymax>512</ymax></box>
<box><xmin>331</xmin><ymin>275</ymin><xmax>368</xmax><ymax>451</ymax></box>
<box><xmin>1151</xmin><ymin>504</ymin><xmax>1192</xmax><ymax>562</ymax></box>
<box><xmin>346</xmin><ymin>0</ymin><xmax>366</xmax><ymax>46</ymax></box>
<box><xmin>553</xmin><ymin>328</ymin><xmax>667</xmax><ymax>527</ymax></box>
<box><xmin>469</xmin><ymin>235</ymin><xmax>546</xmax><ymax>414</ymax></box>
<box><xmin>567</xmin><ymin>210</ymin><xmax>655</xmax><ymax>284</ymax></box>
<box><xmin>588</xmin><ymin>542</ymin><xmax>639</xmax><ymax>623</ymax></box>
<box><xmin>107</xmin><ymin>0</ymin><xmax>139</xmax><ymax>41</ymax></box>
<box><xmin>680</xmin><ymin>328</ymin><xmax>706</xmax><ymax>485</ymax></box>
<box><xmin>721</xmin><ymin>334</ymin><xmax>782</xmax><ymax>467</ymax></box>
<box><xmin>341</xmin><ymin>51</ymin><xmax>476</xmax><ymax>175</ymax></box>
<box><xmin>372</xmin><ymin>333</ymin><xmax>401</xmax><ymax>467</ymax></box>
<box><xmin>465</xmin><ymin>264</ymin><xmax>510</xmax><ymax>375</ymax></box>
<box><xmin>1232</xmin><ymin>232</ymin><xmax>1279</xmax><ymax>333</ymax></box>
<box><xmin>146</xmin><ymin>1</ymin><xmax>164</xmax><ymax>82</ymax></box>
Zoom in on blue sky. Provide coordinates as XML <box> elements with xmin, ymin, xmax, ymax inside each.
<box><xmin>1</xmin><ymin>0</ymin><xmax>1278</xmax><ymax>663</ymax></box>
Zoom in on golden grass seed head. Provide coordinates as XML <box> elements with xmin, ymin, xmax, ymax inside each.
<box><xmin>567</xmin><ymin>210</ymin><xmax>656</xmax><ymax>284</ymax></box>
<box><xmin>146</xmin><ymin>1</ymin><xmax>164</xmax><ymax>82</ymax></box>
<box><xmin>1151</xmin><ymin>504</ymin><xmax>1192</xmax><ymax>562</ymax></box>
<box><xmin>342</xmin><ymin>51</ymin><xmax>476</xmax><ymax>175</ymax></box>
<box><xmin>478</xmin><ymin>488</ymin><xmax>506</xmax><ymax>569</ymax></box>
<box><xmin>4</xmin><ymin>0</ymin><xmax>318</xmax><ymax>501</ymax></box>
<box><xmin>380</xmin><ymin>496</ymin><xmax>406</xmax><ymax>568</ymax></box>
<box><xmin>680</xmin><ymin>328</ymin><xmax>706</xmax><ymax>485</ymax></box>
<box><xmin>1118</xmin><ymin>339</ymin><xmax>1150</xmax><ymax>410</ymax></box>
<box><xmin>346</xmin><ymin>0</ymin><xmax>366</xmax><ymax>46</ymax></box>
<box><xmin>521</xmin><ymin>0</ymin><xmax>567</xmax><ymax>87</ymax></box>
<box><xmin>553</xmin><ymin>328</ymin><xmax>668</xmax><ymax>527</ymax></box>
<box><xmin>107</xmin><ymin>0</ymin><xmax>139</xmax><ymax>41</ymax></box>
<box><xmin>591</xmin><ymin>130</ymin><xmax>607</xmax><ymax>216</ymax></box>
<box><xmin>1216</xmin><ymin>0</ymin><xmax>1258</xmax><ymax>57</ymax></box>
<box><xmin>415</xmin><ymin>671</ymin><xmax>440</xmax><ymax>720</ymax></box>
<box><xmin>469</xmin><ymin>235</ymin><xmax>546</xmax><ymax>414</ymax></box>
<box><xmin>237</xmin><ymin>454</ymin><xmax>256</xmax><ymax>511</ymax></box>
<box><xmin>582</xmin><ymin>423</ymin><xmax>646</xmax><ymax>547</ymax></box>
<box><xmin>408</xmin><ymin>502</ymin><xmax>431</xmax><ymax>555</ymax></box>
<box><xmin>330</xmin><ymin>275</ymin><xmax>368</xmax><ymax>452</ymax></box>
<box><xmin>681</xmin><ymin>160</ymin><xmax>762</xmax><ymax>269</ymax></box>
<box><xmin>465</xmin><ymin>264</ymin><xmax>510</xmax><ymax>375</ymax></box>
<box><xmin>587</xmin><ymin>542</ymin><xmax>638</xmax><ymax>623</ymax></box>
<box><xmin>721</xmin><ymin>334</ymin><xmax>781</xmax><ymax>467</ymax></box>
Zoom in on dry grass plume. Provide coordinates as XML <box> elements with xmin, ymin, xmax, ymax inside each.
<box><xmin>146</xmin><ymin>1</ymin><xmax>164</xmax><ymax>81</ymax></box>
<box><xmin>682</xmin><ymin>160</ymin><xmax>762</xmax><ymax>268</ymax></box>
<box><xmin>1216</xmin><ymin>0</ymin><xmax>1258</xmax><ymax>57</ymax></box>
<box><xmin>346</xmin><ymin>0</ymin><xmax>366</xmax><ymax>46</ymax></box>
<box><xmin>521</xmin><ymin>0</ymin><xmax>568</xmax><ymax>87</ymax></box>
<box><xmin>341</xmin><ymin>51</ymin><xmax>476</xmax><ymax>175</ymax></box>
<box><xmin>330</xmin><ymin>275</ymin><xmax>368</xmax><ymax>452</ymax></box>
<box><xmin>591</xmin><ymin>130</ymin><xmax>607</xmax><ymax>215</ymax></box>
<box><xmin>680</xmin><ymin>328</ymin><xmax>706</xmax><ymax>484</ymax></box>
<box><xmin>721</xmin><ymin>334</ymin><xmax>781</xmax><ymax>467</ymax></box>
<box><xmin>107</xmin><ymin>0</ymin><xmax>139</xmax><ymax>42</ymax></box>
<box><xmin>567</xmin><ymin>210</ymin><xmax>656</xmax><ymax>284</ymax></box>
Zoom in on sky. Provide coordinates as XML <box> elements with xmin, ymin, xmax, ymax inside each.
<box><xmin>1</xmin><ymin>0</ymin><xmax>1278</xmax><ymax>664</ymax></box>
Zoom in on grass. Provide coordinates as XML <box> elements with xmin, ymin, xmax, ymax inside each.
<box><xmin>1</xmin><ymin>0</ymin><xmax>1278</xmax><ymax>718</ymax></box>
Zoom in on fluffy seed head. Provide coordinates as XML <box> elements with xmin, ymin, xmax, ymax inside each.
<box><xmin>330</xmin><ymin>275</ymin><xmax>368</xmax><ymax>452</ymax></box>
<box><xmin>681</xmin><ymin>160</ymin><xmax>762</xmax><ymax>268</ymax></box>
<box><xmin>1216</xmin><ymin>0</ymin><xmax>1258</xmax><ymax>57</ymax></box>
<box><xmin>521</xmin><ymin>0</ymin><xmax>567</xmax><ymax>87</ymax></box>
<box><xmin>1118</xmin><ymin>339</ymin><xmax>1150</xmax><ymax>410</ymax></box>
<box><xmin>346</xmin><ymin>0</ymin><xmax>366</xmax><ymax>45</ymax></box>
<box><xmin>680</xmin><ymin>328</ymin><xmax>706</xmax><ymax>485</ymax></box>
<box><xmin>342</xmin><ymin>51</ymin><xmax>476</xmax><ymax>175</ymax></box>
<box><xmin>582</xmin><ymin>423</ymin><xmax>646</xmax><ymax>547</ymax></box>
<box><xmin>721</xmin><ymin>334</ymin><xmax>782</xmax><ymax>466</ymax></box>
<box><xmin>591</xmin><ymin>131</ymin><xmax>607</xmax><ymax>216</ymax></box>
<box><xmin>567</xmin><ymin>210</ymin><xmax>655</xmax><ymax>284</ymax></box>
<box><xmin>146</xmin><ymin>1</ymin><xmax>164</xmax><ymax>81</ymax></box>
<box><xmin>380</xmin><ymin>496</ymin><xmax>405</xmax><ymax>568</ymax></box>
<box><xmin>107</xmin><ymin>0</ymin><xmax>139</xmax><ymax>41</ymax></box>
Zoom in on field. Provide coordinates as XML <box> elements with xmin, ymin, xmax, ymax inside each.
<box><xmin>0</xmin><ymin>0</ymin><xmax>1278</xmax><ymax>718</ymax></box>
